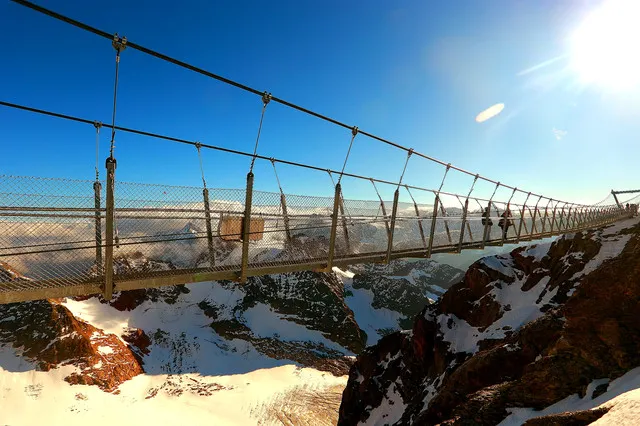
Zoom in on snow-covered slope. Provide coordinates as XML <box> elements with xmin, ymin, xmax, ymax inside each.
<box><xmin>339</xmin><ymin>217</ymin><xmax>640</xmax><ymax>425</ymax></box>
<box><xmin>0</xmin><ymin>348</ymin><xmax>345</xmax><ymax>426</ymax></box>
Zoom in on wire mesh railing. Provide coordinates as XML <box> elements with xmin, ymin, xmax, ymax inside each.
<box><xmin>0</xmin><ymin>174</ymin><xmax>632</xmax><ymax>304</ymax></box>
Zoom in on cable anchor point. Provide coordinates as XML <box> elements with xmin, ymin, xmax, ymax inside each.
<box><xmin>352</xmin><ymin>126</ymin><xmax>358</xmax><ymax>137</ymax></box>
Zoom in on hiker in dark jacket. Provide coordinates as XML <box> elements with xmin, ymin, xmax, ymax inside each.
<box><xmin>481</xmin><ymin>207</ymin><xmax>493</xmax><ymax>226</ymax></box>
<box><xmin>498</xmin><ymin>208</ymin><xmax>513</xmax><ymax>239</ymax></box>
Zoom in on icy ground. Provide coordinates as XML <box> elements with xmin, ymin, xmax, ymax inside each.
<box><xmin>0</xmin><ymin>345</ymin><xmax>345</xmax><ymax>425</ymax></box>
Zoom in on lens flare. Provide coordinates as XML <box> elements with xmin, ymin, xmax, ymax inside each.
<box><xmin>475</xmin><ymin>103</ymin><xmax>505</xmax><ymax>123</ymax></box>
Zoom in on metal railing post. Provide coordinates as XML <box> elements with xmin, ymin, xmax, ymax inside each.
<box><xmin>458</xmin><ymin>175</ymin><xmax>479</xmax><ymax>252</ymax></box>
<box><xmin>576</xmin><ymin>207</ymin><xmax>585</xmax><ymax>229</ymax></box>
<box><xmin>239</xmin><ymin>172</ymin><xmax>254</xmax><ymax>283</ymax></box>
<box><xmin>203</xmin><ymin>188</ymin><xmax>216</xmax><ymax>268</ymax></box>
<box><xmin>103</xmin><ymin>157</ymin><xmax>116</xmax><ymax>300</ymax></box>
<box><xmin>457</xmin><ymin>198</ymin><xmax>469</xmax><ymax>253</ymax></box>
<box><xmin>406</xmin><ymin>188</ymin><xmax>428</xmax><ymax>254</ymax></box>
<box><xmin>574</xmin><ymin>205</ymin><xmax>581</xmax><ymax>230</ymax></box>
<box><xmin>427</xmin><ymin>193</ymin><xmax>439</xmax><ymax>258</ymax></box>
<box><xmin>440</xmin><ymin>202</ymin><xmax>453</xmax><ymax>245</ymax></box>
<box><xmin>326</xmin><ymin>183</ymin><xmax>342</xmax><ymax>270</ymax></box>
<box><xmin>565</xmin><ymin>204</ymin><xmax>573</xmax><ymax>231</ymax></box>
<box><xmin>338</xmin><ymin>194</ymin><xmax>351</xmax><ymax>255</ymax></box>
<box><xmin>549</xmin><ymin>201</ymin><xmax>559</xmax><ymax>235</ymax></box>
<box><xmin>531</xmin><ymin>196</ymin><xmax>542</xmax><ymax>237</ymax></box>
<box><xmin>385</xmin><ymin>189</ymin><xmax>400</xmax><ymax>264</ymax></box>
<box><xmin>556</xmin><ymin>202</ymin><xmax>567</xmax><ymax>233</ymax></box>
<box><xmin>414</xmin><ymin>202</ymin><xmax>428</xmax><ymax>253</ymax></box>
<box><xmin>93</xmin><ymin>181</ymin><xmax>103</xmax><ymax>277</ymax></box>
<box><xmin>280</xmin><ymin>192</ymin><xmax>292</xmax><ymax>244</ymax></box>
<box><xmin>541</xmin><ymin>199</ymin><xmax>552</xmax><ymax>235</ymax></box>
<box><xmin>516</xmin><ymin>192</ymin><xmax>531</xmax><ymax>243</ymax></box>
<box><xmin>379</xmin><ymin>200</ymin><xmax>391</xmax><ymax>236</ymax></box>
<box><xmin>371</xmin><ymin>180</ymin><xmax>390</xmax><ymax>236</ymax></box>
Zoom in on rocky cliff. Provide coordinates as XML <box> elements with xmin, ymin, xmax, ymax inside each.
<box><xmin>339</xmin><ymin>218</ymin><xmax>640</xmax><ymax>425</ymax></box>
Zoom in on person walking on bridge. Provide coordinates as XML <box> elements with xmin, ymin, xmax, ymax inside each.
<box><xmin>482</xmin><ymin>206</ymin><xmax>494</xmax><ymax>241</ymax></box>
<box><xmin>498</xmin><ymin>208</ymin><xmax>513</xmax><ymax>240</ymax></box>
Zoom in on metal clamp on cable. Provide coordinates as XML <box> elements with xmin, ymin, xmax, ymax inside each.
<box><xmin>262</xmin><ymin>91</ymin><xmax>272</xmax><ymax>106</ymax></box>
<box><xmin>352</xmin><ymin>126</ymin><xmax>358</xmax><ymax>137</ymax></box>
<box><xmin>112</xmin><ymin>33</ymin><xmax>127</xmax><ymax>52</ymax></box>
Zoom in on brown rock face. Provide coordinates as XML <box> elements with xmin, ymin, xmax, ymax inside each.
<box><xmin>339</xmin><ymin>220</ymin><xmax>640</xmax><ymax>425</ymax></box>
<box><xmin>0</xmin><ymin>299</ymin><xmax>143</xmax><ymax>392</ymax></box>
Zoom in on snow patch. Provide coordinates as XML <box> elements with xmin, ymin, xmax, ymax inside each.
<box><xmin>97</xmin><ymin>346</ymin><xmax>114</xmax><ymax>355</ymax></box>
<box><xmin>362</xmin><ymin>381</ymin><xmax>407</xmax><ymax>426</ymax></box>
<box><xmin>500</xmin><ymin>367</ymin><xmax>640</xmax><ymax>425</ymax></box>
<box><xmin>342</xmin><ymin>279</ymin><xmax>403</xmax><ymax>345</ymax></box>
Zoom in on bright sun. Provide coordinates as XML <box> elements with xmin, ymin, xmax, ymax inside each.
<box><xmin>570</xmin><ymin>0</ymin><xmax>640</xmax><ymax>90</ymax></box>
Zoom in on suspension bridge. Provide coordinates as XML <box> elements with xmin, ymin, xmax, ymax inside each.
<box><xmin>0</xmin><ymin>1</ymin><xmax>636</xmax><ymax>305</ymax></box>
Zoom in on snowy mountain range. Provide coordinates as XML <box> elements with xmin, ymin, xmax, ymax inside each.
<box><xmin>0</xmin><ymin>223</ymin><xmax>464</xmax><ymax>425</ymax></box>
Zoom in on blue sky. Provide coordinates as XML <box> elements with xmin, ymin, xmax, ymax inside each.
<box><xmin>1</xmin><ymin>0</ymin><xmax>638</xmax><ymax>205</ymax></box>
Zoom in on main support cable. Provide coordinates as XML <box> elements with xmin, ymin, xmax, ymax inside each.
<box><xmin>0</xmin><ymin>99</ymin><xmax>612</xmax><ymax>209</ymax></box>
<box><xmin>9</xmin><ymin>0</ymin><xmax>583</xmax><ymax>201</ymax></box>
<box><xmin>0</xmin><ymin>99</ymin><xmax>433</xmax><ymax>193</ymax></box>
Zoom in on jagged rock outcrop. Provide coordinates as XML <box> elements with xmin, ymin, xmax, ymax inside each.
<box><xmin>0</xmin><ymin>299</ymin><xmax>143</xmax><ymax>392</ymax></box>
<box><xmin>339</xmin><ymin>219</ymin><xmax>640</xmax><ymax>425</ymax></box>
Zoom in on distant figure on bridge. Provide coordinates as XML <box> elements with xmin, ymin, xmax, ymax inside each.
<box><xmin>481</xmin><ymin>207</ymin><xmax>493</xmax><ymax>227</ymax></box>
<box><xmin>498</xmin><ymin>208</ymin><xmax>513</xmax><ymax>239</ymax></box>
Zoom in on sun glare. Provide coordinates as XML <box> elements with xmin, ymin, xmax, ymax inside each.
<box><xmin>570</xmin><ymin>0</ymin><xmax>640</xmax><ymax>90</ymax></box>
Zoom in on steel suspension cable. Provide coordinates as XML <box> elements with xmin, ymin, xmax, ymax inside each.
<box><xmin>9</xmin><ymin>0</ymin><xmax>573</xmax><ymax>202</ymax></box>
<box><xmin>93</xmin><ymin>121</ymin><xmax>101</xmax><ymax>180</ymax></box>
<box><xmin>0</xmin><ymin>99</ymin><xmax>598</xmax><ymax>208</ymax></box>
<box><xmin>0</xmin><ymin>99</ymin><xmax>422</xmax><ymax>191</ymax></box>
<box><xmin>338</xmin><ymin>127</ymin><xmax>358</xmax><ymax>184</ymax></box>
<box><xmin>109</xmin><ymin>34</ymin><xmax>126</xmax><ymax>158</ymax></box>
<box><xmin>195</xmin><ymin>143</ymin><xmax>207</xmax><ymax>188</ymax></box>
<box><xmin>436</xmin><ymin>164</ymin><xmax>451</xmax><ymax>194</ymax></box>
<box><xmin>249</xmin><ymin>92</ymin><xmax>271</xmax><ymax>173</ymax></box>
<box><xmin>270</xmin><ymin>159</ymin><xmax>284</xmax><ymax>194</ymax></box>
<box><xmin>396</xmin><ymin>150</ymin><xmax>413</xmax><ymax>189</ymax></box>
